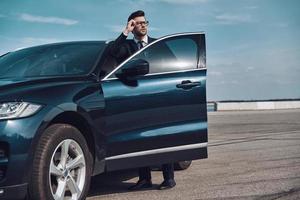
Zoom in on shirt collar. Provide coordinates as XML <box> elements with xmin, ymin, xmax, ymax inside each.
<box><xmin>134</xmin><ymin>36</ymin><xmax>148</xmax><ymax>46</ymax></box>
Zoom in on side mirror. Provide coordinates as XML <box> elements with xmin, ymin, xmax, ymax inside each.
<box><xmin>116</xmin><ymin>59</ymin><xmax>149</xmax><ymax>78</ymax></box>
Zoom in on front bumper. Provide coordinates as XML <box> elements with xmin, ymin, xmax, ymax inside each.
<box><xmin>0</xmin><ymin>183</ymin><xmax>27</xmax><ymax>200</ymax></box>
<box><xmin>0</xmin><ymin>105</ymin><xmax>62</xmax><ymax>197</ymax></box>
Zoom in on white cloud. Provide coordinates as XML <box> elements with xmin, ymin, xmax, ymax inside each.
<box><xmin>246</xmin><ymin>66</ymin><xmax>255</xmax><ymax>72</ymax></box>
<box><xmin>231</xmin><ymin>80</ymin><xmax>239</xmax><ymax>85</ymax></box>
<box><xmin>119</xmin><ymin>0</ymin><xmax>209</xmax><ymax>5</ymax></box>
<box><xmin>148</xmin><ymin>26</ymin><xmax>160</xmax><ymax>31</ymax></box>
<box><xmin>0</xmin><ymin>37</ymin><xmax>62</xmax><ymax>53</ymax></box>
<box><xmin>273</xmin><ymin>23</ymin><xmax>289</xmax><ymax>28</ymax></box>
<box><xmin>106</xmin><ymin>25</ymin><xmax>124</xmax><ymax>33</ymax></box>
<box><xmin>245</xmin><ymin>6</ymin><xmax>258</xmax><ymax>10</ymax></box>
<box><xmin>215</xmin><ymin>14</ymin><xmax>254</xmax><ymax>25</ymax></box>
<box><xmin>22</xmin><ymin>37</ymin><xmax>60</xmax><ymax>43</ymax></box>
<box><xmin>19</xmin><ymin>13</ymin><xmax>78</xmax><ymax>26</ymax></box>
<box><xmin>196</xmin><ymin>22</ymin><xmax>210</xmax><ymax>27</ymax></box>
<box><xmin>157</xmin><ymin>0</ymin><xmax>210</xmax><ymax>4</ymax></box>
<box><xmin>20</xmin><ymin>37</ymin><xmax>61</xmax><ymax>48</ymax></box>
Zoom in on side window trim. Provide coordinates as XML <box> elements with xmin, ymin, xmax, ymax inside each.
<box><xmin>102</xmin><ymin>68</ymin><xmax>207</xmax><ymax>81</ymax></box>
<box><xmin>102</xmin><ymin>32</ymin><xmax>205</xmax><ymax>81</ymax></box>
<box><xmin>198</xmin><ymin>34</ymin><xmax>206</xmax><ymax>69</ymax></box>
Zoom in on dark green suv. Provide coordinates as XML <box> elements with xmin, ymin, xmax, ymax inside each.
<box><xmin>0</xmin><ymin>32</ymin><xmax>207</xmax><ymax>200</ymax></box>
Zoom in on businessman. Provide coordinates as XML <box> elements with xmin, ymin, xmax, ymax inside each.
<box><xmin>109</xmin><ymin>10</ymin><xmax>176</xmax><ymax>190</ymax></box>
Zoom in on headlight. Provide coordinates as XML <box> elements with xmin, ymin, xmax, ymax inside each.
<box><xmin>0</xmin><ymin>102</ymin><xmax>42</xmax><ymax>120</ymax></box>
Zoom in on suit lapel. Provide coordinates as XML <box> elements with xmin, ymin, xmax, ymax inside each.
<box><xmin>128</xmin><ymin>36</ymin><xmax>156</xmax><ymax>55</ymax></box>
<box><xmin>129</xmin><ymin>40</ymin><xmax>138</xmax><ymax>53</ymax></box>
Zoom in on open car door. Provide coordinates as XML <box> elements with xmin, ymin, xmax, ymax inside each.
<box><xmin>101</xmin><ymin>33</ymin><xmax>207</xmax><ymax>171</ymax></box>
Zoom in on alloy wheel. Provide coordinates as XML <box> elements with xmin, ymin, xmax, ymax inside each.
<box><xmin>49</xmin><ymin>139</ymin><xmax>86</xmax><ymax>200</ymax></box>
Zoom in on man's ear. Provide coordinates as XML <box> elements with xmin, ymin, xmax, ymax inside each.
<box><xmin>132</xmin><ymin>29</ymin><xmax>137</xmax><ymax>36</ymax></box>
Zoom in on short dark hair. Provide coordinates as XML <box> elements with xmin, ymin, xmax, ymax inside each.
<box><xmin>128</xmin><ymin>10</ymin><xmax>145</xmax><ymax>22</ymax></box>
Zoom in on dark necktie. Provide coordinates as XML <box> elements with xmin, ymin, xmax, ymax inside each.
<box><xmin>137</xmin><ymin>41</ymin><xmax>143</xmax><ymax>50</ymax></box>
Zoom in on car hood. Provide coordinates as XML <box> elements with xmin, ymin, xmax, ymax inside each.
<box><xmin>0</xmin><ymin>76</ymin><xmax>99</xmax><ymax>106</ymax></box>
<box><xmin>0</xmin><ymin>76</ymin><xmax>92</xmax><ymax>95</ymax></box>
<box><xmin>0</xmin><ymin>76</ymin><xmax>88</xmax><ymax>86</ymax></box>
<box><xmin>0</xmin><ymin>78</ymin><xmax>28</xmax><ymax>86</ymax></box>
<box><xmin>0</xmin><ymin>77</ymin><xmax>51</xmax><ymax>89</ymax></box>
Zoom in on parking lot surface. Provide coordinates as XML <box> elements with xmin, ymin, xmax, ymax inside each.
<box><xmin>87</xmin><ymin>109</ymin><xmax>300</xmax><ymax>200</ymax></box>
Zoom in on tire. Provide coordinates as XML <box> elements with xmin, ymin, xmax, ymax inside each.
<box><xmin>28</xmin><ymin>124</ymin><xmax>93</xmax><ymax>200</ymax></box>
<box><xmin>174</xmin><ymin>160</ymin><xmax>192</xmax><ymax>170</ymax></box>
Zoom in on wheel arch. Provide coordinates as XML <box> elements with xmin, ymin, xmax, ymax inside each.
<box><xmin>27</xmin><ymin>123</ymin><xmax>93</xmax><ymax>200</ymax></box>
<box><xmin>49</xmin><ymin>111</ymin><xmax>96</xmax><ymax>165</ymax></box>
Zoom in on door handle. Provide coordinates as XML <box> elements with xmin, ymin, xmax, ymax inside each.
<box><xmin>176</xmin><ymin>80</ymin><xmax>201</xmax><ymax>90</ymax></box>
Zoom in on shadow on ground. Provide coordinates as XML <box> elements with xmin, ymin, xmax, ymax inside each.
<box><xmin>87</xmin><ymin>169</ymin><xmax>160</xmax><ymax>197</ymax></box>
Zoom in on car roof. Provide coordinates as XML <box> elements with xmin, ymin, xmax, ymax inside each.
<box><xmin>11</xmin><ymin>41</ymin><xmax>107</xmax><ymax>52</ymax></box>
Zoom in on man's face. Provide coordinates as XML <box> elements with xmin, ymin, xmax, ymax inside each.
<box><xmin>133</xmin><ymin>16</ymin><xmax>148</xmax><ymax>37</ymax></box>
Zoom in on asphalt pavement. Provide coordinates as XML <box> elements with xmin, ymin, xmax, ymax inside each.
<box><xmin>87</xmin><ymin>109</ymin><xmax>300</xmax><ymax>200</ymax></box>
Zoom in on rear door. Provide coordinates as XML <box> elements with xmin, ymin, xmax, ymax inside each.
<box><xmin>101</xmin><ymin>33</ymin><xmax>207</xmax><ymax>171</ymax></box>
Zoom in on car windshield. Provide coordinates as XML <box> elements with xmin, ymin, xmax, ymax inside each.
<box><xmin>0</xmin><ymin>42</ymin><xmax>105</xmax><ymax>79</ymax></box>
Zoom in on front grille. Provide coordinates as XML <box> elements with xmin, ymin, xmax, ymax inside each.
<box><xmin>0</xmin><ymin>149</ymin><xmax>5</xmax><ymax>157</ymax></box>
<box><xmin>0</xmin><ymin>166</ymin><xmax>5</xmax><ymax>180</ymax></box>
<box><xmin>0</xmin><ymin>142</ymin><xmax>9</xmax><ymax>181</ymax></box>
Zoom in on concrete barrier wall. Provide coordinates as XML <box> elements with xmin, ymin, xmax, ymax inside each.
<box><xmin>216</xmin><ymin>101</ymin><xmax>300</xmax><ymax>111</ymax></box>
<box><xmin>207</xmin><ymin>102</ymin><xmax>217</xmax><ymax>112</ymax></box>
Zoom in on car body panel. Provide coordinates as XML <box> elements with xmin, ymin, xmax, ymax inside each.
<box><xmin>102</xmin><ymin>69</ymin><xmax>207</xmax><ymax>157</ymax></box>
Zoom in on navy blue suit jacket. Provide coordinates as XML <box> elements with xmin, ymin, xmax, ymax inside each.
<box><xmin>110</xmin><ymin>33</ymin><xmax>155</xmax><ymax>64</ymax></box>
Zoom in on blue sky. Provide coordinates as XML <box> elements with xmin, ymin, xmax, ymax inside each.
<box><xmin>0</xmin><ymin>0</ymin><xmax>299</xmax><ymax>101</ymax></box>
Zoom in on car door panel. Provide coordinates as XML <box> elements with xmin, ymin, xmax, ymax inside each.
<box><xmin>101</xmin><ymin>33</ymin><xmax>207</xmax><ymax>171</ymax></box>
<box><xmin>102</xmin><ymin>69</ymin><xmax>207</xmax><ymax>156</ymax></box>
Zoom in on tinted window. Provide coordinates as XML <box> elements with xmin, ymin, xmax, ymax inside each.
<box><xmin>134</xmin><ymin>37</ymin><xmax>198</xmax><ymax>73</ymax></box>
<box><xmin>0</xmin><ymin>42</ymin><xmax>105</xmax><ymax>79</ymax></box>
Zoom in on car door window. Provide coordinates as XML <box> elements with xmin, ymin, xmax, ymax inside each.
<box><xmin>108</xmin><ymin>36</ymin><xmax>199</xmax><ymax>78</ymax></box>
<box><xmin>135</xmin><ymin>37</ymin><xmax>198</xmax><ymax>74</ymax></box>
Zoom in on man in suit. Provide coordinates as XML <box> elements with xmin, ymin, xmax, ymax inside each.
<box><xmin>109</xmin><ymin>10</ymin><xmax>176</xmax><ymax>190</ymax></box>
<box><xmin>109</xmin><ymin>11</ymin><xmax>155</xmax><ymax>64</ymax></box>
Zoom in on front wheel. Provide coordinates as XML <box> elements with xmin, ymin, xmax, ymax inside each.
<box><xmin>28</xmin><ymin>124</ymin><xmax>93</xmax><ymax>200</ymax></box>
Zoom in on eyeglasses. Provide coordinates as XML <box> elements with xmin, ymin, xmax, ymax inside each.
<box><xmin>135</xmin><ymin>21</ymin><xmax>149</xmax><ymax>26</ymax></box>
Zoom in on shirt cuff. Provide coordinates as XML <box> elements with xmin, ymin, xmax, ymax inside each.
<box><xmin>122</xmin><ymin>31</ymin><xmax>129</xmax><ymax>37</ymax></box>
